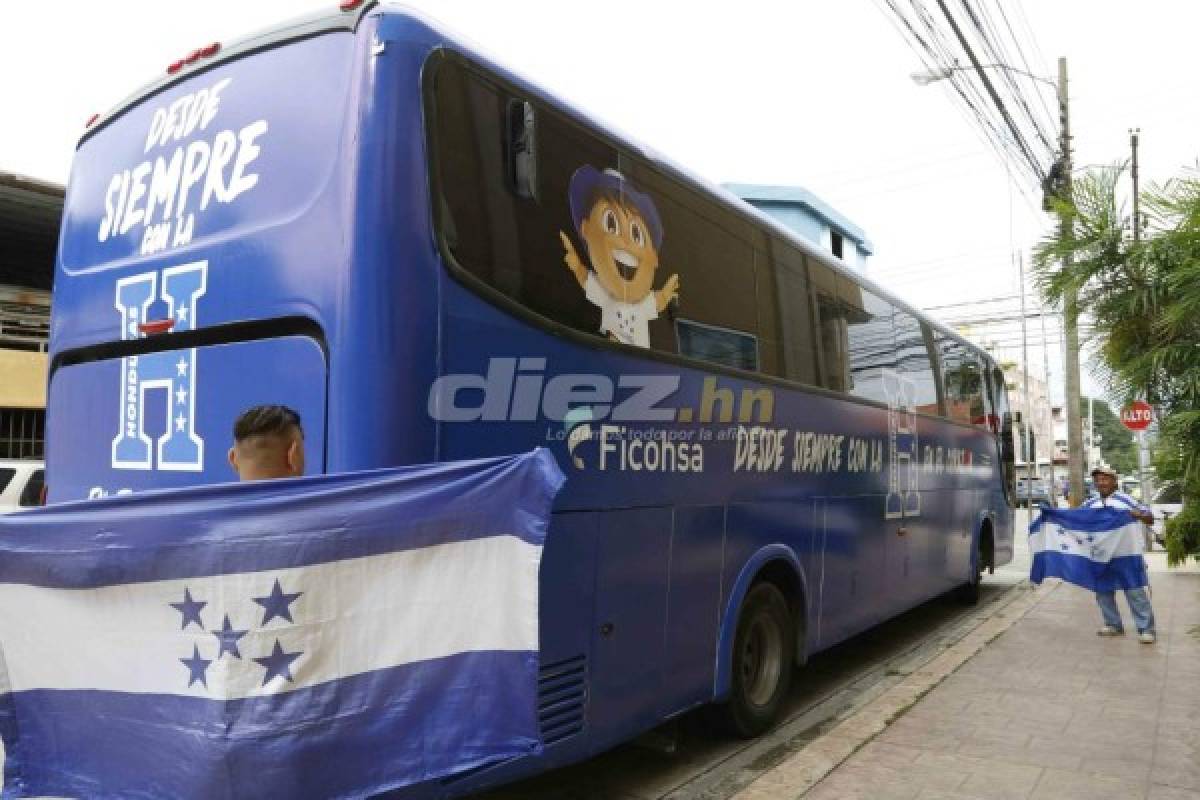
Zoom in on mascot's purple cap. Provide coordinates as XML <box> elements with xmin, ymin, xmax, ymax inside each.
<box><xmin>568</xmin><ymin>165</ymin><xmax>664</xmax><ymax>249</ymax></box>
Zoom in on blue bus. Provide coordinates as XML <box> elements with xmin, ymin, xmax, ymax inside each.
<box><xmin>48</xmin><ymin>3</ymin><xmax>1015</xmax><ymax>795</ymax></box>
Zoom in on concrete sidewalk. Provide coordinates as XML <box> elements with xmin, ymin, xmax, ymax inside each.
<box><xmin>738</xmin><ymin>554</ymin><xmax>1200</xmax><ymax>799</ymax></box>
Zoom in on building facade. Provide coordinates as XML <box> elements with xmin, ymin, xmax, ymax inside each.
<box><xmin>0</xmin><ymin>172</ymin><xmax>61</xmax><ymax>460</ymax></box>
<box><xmin>725</xmin><ymin>184</ymin><xmax>873</xmax><ymax>272</ymax></box>
<box><xmin>1000</xmin><ymin>362</ymin><xmax>1055</xmax><ymax>485</ymax></box>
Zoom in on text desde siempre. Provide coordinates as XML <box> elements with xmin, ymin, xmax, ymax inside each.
<box><xmin>96</xmin><ymin>78</ymin><xmax>268</xmax><ymax>255</ymax></box>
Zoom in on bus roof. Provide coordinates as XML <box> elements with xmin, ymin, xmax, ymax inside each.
<box><xmin>78</xmin><ymin>3</ymin><xmax>375</xmax><ymax>147</ymax></box>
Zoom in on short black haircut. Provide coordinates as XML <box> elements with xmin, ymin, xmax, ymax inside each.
<box><xmin>233</xmin><ymin>405</ymin><xmax>303</xmax><ymax>443</ymax></box>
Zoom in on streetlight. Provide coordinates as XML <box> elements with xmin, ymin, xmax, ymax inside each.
<box><xmin>910</xmin><ymin>64</ymin><xmax>1057</xmax><ymax>89</ymax></box>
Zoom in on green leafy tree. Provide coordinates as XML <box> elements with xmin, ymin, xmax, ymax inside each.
<box><xmin>1035</xmin><ymin>164</ymin><xmax>1200</xmax><ymax>564</ymax></box>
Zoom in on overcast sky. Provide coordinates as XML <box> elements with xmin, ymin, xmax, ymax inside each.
<box><xmin>5</xmin><ymin>1</ymin><xmax>1198</xmax><ymax>403</ymax></box>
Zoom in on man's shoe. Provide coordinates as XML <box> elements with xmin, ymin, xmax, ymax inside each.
<box><xmin>1138</xmin><ymin>631</ymin><xmax>1156</xmax><ymax>644</ymax></box>
<box><xmin>1097</xmin><ymin>626</ymin><xmax>1124</xmax><ymax>636</ymax></box>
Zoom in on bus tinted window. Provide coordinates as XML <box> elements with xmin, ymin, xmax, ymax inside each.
<box><xmin>616</xmin><ymin>155</ymin><xmax>757</xmax><ymax>359</ymax></box>
<box><xmin>894</xmin><ymin>312</ymin><xmax>940</xmax><ymax>414</ymax></box>
<box><xmin>840</xmin><ymin>282</ymin><xmax>895</xmax><ymax>405</ymax></box>
<box><xmin>756</xmin><ymin>240</ymin><xmax>820</xmax><ymax>386</ymax></box>
<box><xmin>677</xmin><ymin>320</ymin><xmax>758</xmax><ymax>371</ymax></box>
<box><xmin>940</xmin><ymin>336</ymin><xmax>986</xmax><ymax>425</ymax></box>
<box><xmin>811</xmin><ymin>262</ymin><xmax>848</xmax><ymax>393</ymax></box>
<box><xmin>433</xmin><ymin>56</ymin><xmax>770</xmax><ymax>362</ymax></box>
<box><xmin>431</xmin><ymin>58</ymin><xmax>618</xmax><ymax>338</ymax></box>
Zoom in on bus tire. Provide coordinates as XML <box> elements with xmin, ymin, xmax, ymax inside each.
<box><xmin>957</xmin><ymin>526</ymin><xmax>990</xmax><ymax>605</ymax></box>
<box><xmin>957</xmin><ymin>564</ymin><xmax>982</xmax><ymax>605</ymax></box>
<box><xmin>715</xmin><ymin>581</ymin><xmax>794</xmax><ymax>738</ymax></box>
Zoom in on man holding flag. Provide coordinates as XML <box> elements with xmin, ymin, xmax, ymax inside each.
<box><xmin>1029</xmin><ymin>465</ymin><xmax>1157</xmax><ymax>644</ymax></box>
<box><xmin>1080</xmin><ymin>466</ymin><xmax>1157</xmax><ymax>643</ymax></box>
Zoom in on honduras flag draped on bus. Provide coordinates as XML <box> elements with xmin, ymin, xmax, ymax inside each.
<box><xmin>0</xmin><ymin>449</ymin><xmax>564</xmax><ymax>799</ymax></box>
<box><xmin>1029</xmin><ymin>507</ymin><xmax>1148</xmax><ymax>591</ymax></box>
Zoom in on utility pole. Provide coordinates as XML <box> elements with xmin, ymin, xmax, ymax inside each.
<box><xmin>1130</xmin><ymin>127</ymin><xmax>1154</xmax><ymax>505</ymax></box>
<box><xmin>1018</xmin><ymin>251</ymin><xmax>1033</xmax><ymax>495</ymax></box>
<box><xmin>1038</xmin><ymin>299</ymin><xmax>1056</xmax><ymax>505</ymax></box>
<box><xmin>1131</xmin><ymin>128</ymin><xmax>1141</xmax><ymax>244</ymax></box>
<box><xmin>1059</xmin><ymin>57</ymin><xmax>1086</xmax><ymax>506</ymax></box>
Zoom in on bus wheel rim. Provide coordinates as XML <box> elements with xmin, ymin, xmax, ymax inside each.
<box><xmin>742</xmin><ymin>615</ymin><xmax>783</xmax><ymax>708</ymax></box>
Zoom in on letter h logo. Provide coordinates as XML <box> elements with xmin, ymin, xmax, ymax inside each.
<box><xmin>112</xmin><ymin>262</ymin><xmax>207</xmax><ymax>471</ymax></box>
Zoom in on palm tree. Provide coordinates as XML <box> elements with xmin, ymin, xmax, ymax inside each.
<box><xmin>1034</xmin><ymin>164</ymin><xmax>1200</xmax><ymax>564</ymax></box>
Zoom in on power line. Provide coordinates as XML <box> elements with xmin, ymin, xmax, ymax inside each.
<box><xmin>934</xmin><ymin>0</ymin><xmax>1048</xmax><ymax>182</ymax></box>
<box><xmin>879</xmin><ymin>0</ymin><xmax>1037</xmax><ymax>184</ymax></box>
<box><xmin>921</xmin><ymin>292</ymin><xmax>1022</xmax><ymax>310</ymax></box>
<box><xmin>991</xmin><ymin>0</ymin><xmax>1057</xmax><ymax>138</ymax></box>
<box><xmin>873</xmin><ymin>0</ymin><xmax>1057</xmax><ymax>199</ymax></box>
<box><xmin>962</xmin><ymin>0</ymin><xmax>1057</xmax><ymax>156</ymax></box>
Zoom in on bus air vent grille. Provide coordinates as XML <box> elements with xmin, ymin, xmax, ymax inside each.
<box><xmin>537</xmin><ymin>654</ymin><xmax>587</xmax><ymax>745</ymax></box>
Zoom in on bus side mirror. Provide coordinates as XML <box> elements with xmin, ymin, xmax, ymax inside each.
<box><xmin>506</xmin><ymin>99</ymin><xmax>538</xmax><ymax>200</ymax></box>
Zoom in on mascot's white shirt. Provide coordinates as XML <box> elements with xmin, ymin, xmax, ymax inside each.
<box><xmin>584</xmin><ymin>273</ymin><xmax>657</xmax><ymax>348</ymax></box>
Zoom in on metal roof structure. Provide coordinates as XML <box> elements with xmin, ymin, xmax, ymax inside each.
<box><xmin>0</xmin><ymin>172</ymin><xmax>63</xmax><ymax>292</ymax></box>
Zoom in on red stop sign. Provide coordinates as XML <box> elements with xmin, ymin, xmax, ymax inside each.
<box><xmin>1120</xmin><ymin>401</ymin><xmax>1154</xmax><ymax>431</ymax></box>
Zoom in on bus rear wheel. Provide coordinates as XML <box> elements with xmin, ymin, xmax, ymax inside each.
<box><xmin>716</xmin><ymin>582</ymin><xmax>794</xmax><ymax>738</ymax></box>
<box><xmin>957</xmin><ymin>530</ymin><xmax>990</xmax><ymax>605</ymax></box>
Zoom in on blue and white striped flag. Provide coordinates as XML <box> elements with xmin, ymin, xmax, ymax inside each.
<box><xmin>0</xmin><ymin>449</ymin><xmax>564</xmax><ymax>799</ymax></box>
<box><xmin>1029</xmin><ymin>507</ymin><xmax>1148</xmax><ymax>591</ymax></box>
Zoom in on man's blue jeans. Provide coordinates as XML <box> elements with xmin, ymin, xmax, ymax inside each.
<box><xmin>1096</xmin><ymin>587</ymin><xmax>1155</xmax><ymax>633</ymax></box>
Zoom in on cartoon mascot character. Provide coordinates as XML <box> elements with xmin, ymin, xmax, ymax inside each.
<box><xmin>559</xmin><ymin>166</ymin><xmax>680</xmax><ymax>348</ymax></box>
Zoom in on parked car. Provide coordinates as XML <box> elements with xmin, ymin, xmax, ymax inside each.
<box><xmin>1016</xmin><ymin>478</ymin><xmax>1051</xmax><ymax>507</ymax></box>
<box><xmin>0</xmin><ymin>459</ymin><xmax>45</xmax><ymax>513</ymax></box>
<box><xmin>1150</xmin><ymin>481</ymin><xmax>1184</xmax><ymax>548</ymax></box>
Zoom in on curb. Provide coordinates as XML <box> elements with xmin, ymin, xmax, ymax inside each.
<box><xmin>731</xmin><ymin>581</ymin><xmax>1060</xmax><ymax>800</ymax></box>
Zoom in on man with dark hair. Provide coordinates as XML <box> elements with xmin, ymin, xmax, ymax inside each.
<box><xmin>228</xmin><ymin>405</ymin><xmax>305</xmax><ymax>481</ymax></box>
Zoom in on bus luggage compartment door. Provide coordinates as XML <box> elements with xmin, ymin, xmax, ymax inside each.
<box><xmin>47</xmin><ymin>335</ymin><xmax>326</xmax><ymax>503</ymax></box>
<box><xmin>588</xmin><ymin>507</ymin><xmax>673</xmax><ymax>744</ymax></box>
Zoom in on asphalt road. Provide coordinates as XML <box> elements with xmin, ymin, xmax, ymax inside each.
<box><xmin>474</xmin><ymin>512</ymin><xmax>1034</xmax><ymax>800</ymax></box>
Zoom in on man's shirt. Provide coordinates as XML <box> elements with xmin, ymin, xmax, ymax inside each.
<box><xmin>1081</xmin><ymin>491</ymin><xmax>1150</xmax><ymax>515</ymax></box>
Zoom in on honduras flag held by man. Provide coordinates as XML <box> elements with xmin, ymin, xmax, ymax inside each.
<box><xmin>0</xmin><ymin>449</ymin><xmax>565</xmax><ymax>799</ymax></box>
<box><xmin>1029</xmin><ymin>506</ymin><xmax>1149</xmax><ymax>591</ymax></box>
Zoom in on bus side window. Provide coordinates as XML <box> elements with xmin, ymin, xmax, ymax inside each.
<box><xmin>755</xmin><ymin>240</ymin><xmax>820</xmax><ymax>386</ymax></box>
<box><xmin>430</xmin><ymin>57</ymin><xmax>616</xmax><ymax>337</ymax></box>
<box><xmin>839</xmin><ymin>280</ymin><xmax>895</xmax><ymax>405</ymax></box>
<box><xmin>939</xmin><ymin>337</ymin><xmax>971</xmax><ymax>424</ymax></box>
<box><xmin>965</xmin><ymin>358</ymin><xmax>988</xmax><ymax>428</ymax></box>
<box><xmin>810</xmin><ymin>261</ymin><xmax>848</xmax><ymax>393</ymax></box>
<box><xmin>892</xmin><ymin>311</ymin><xmax>939</xmax><ymax>415</ymax></box>
<box><xmin>617</xmin><ymin>154</ymin><xmax>758</xmax><ymax>364</ymax></box>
